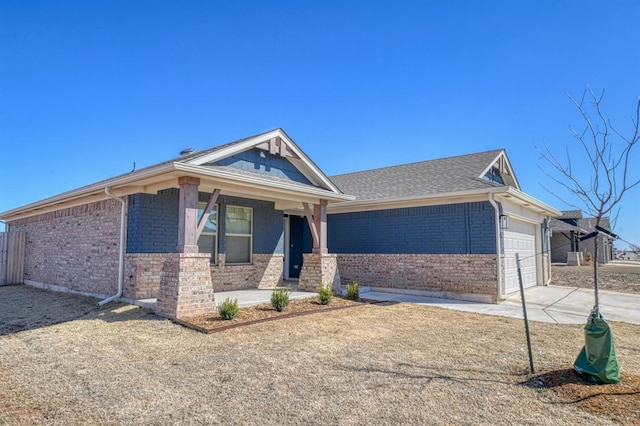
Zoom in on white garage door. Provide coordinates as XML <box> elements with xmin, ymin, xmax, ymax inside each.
<box><xmin>503</xmin><ymin>220</ymin><xmax>537</xmax><ymax>294</ymax></box>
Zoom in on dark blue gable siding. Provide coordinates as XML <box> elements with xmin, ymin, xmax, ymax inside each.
<box><xmin>127</xmin><ymin>191</ymin><xmax>284</xmax><ymax>254</ymax></box>
<box><xmin>211</xmin><ymin>148</ymin><xmax>312</xmax><ymax>185</ymax></box>
<box><xmin>327</xmin><ymin>202</ymin><xmax>496</xmax><ymax>254</ymax></box>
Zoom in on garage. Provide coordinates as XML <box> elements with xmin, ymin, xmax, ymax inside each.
<box><xmin>503</xmin><ymin>219</ymin><xmax>537</xmax><ymax>294</ymax></box>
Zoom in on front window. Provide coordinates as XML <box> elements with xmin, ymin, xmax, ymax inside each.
<box><xmin>225</xmin><ymin>206</ymin><xmax>253</xmax><ymax>264</ymax></box>
<box><xmin>197</xmin><ymin>203</ymin><xmax>218</xmax><ymax>264</ymax></box>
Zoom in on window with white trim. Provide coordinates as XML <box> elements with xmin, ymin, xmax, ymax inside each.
<box><xmin>197</xmin><ymin>203</ymin><xmax>218</xmax><ymax>265</ymax></box>
<box><xmin>225</xmin><ymin>206</ymin><xmax>252</xmax><ymax>264</ymax></box>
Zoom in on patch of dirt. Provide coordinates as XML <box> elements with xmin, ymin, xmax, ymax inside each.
<box><xmin>552</xmin><ymin>263</ymin><xmax>640</xmax><ymax>294</ymax></box>
<box><xmin>179</xmin><ymin>296</ymin><xmax>366</xmax><ymax>332</ymax></box>
<box><xmin>526</xmin><ymin>367</ymin><xmax>640</xmax><ymax>424</ymax></box>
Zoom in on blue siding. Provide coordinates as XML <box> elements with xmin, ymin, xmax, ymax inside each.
<box><xmin>327</xmin><ymin>202</ymin><xmax>496</xmax><ymax>254</ymax></box>
<box><xmin>211</xmin><ymin>148</ymin><xmax>312</xmax><ymax>185</ymax></box>
<box><xmin>127</xmin><ymin>190</ymin><xmax>180</xmax><ymax>253</ymax></box>
<box><xmin>127</xmin><ymin>191</ymin><xmax>284</xmax><ymax>254</ymax></box>
<box><xmin>212</xmin><ymin>195</ymin><xmax>284</xmax><ymax>255</ymax></box>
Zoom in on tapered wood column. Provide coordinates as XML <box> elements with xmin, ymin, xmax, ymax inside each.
<box><xmin>176</xmin><ymin>176</ymin><xmax>201</xmax><ymax>253</ymax></box>
<box><xmin>302</xmin><ymin>199</ymin><xmax>328</xmax><ymax>255</ymax></box>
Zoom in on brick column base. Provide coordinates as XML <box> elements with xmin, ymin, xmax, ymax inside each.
<box><xmin>155</xmin><ymin>253</ymin><xmax>215</xmax><ymax>319</ymax></box>
<box><xmin>299</xmin><ymin>253</ymin><xmax>341</xmax><ymax>294</ymax></box>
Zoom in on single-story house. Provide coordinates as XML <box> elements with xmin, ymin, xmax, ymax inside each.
<box><xmin>0</xmin><ymin>128</ymin><xmax>559</xmax><ymax>319</ymax></box>
<box><xmin>549</xmin><ymin>210</ymin><xmax>616</xmax><ymax>265</ymax></box>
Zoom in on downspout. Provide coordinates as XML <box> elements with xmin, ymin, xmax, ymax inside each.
<box><xmin>99</xmin><ymin>187</ymin><xmax>127</xmax><ymax>306</ymax></box>
<box><xmin>488</xmin><ymin>193</ymin><xmax>503</xmax><ymax>301</ymax></box>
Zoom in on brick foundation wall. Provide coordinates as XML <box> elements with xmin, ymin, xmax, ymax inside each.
<box><xmin>155</xmin><ymin>253</ymin><xmax>215</xmax><ymax>319</ymax></box>
<box><xmin>210</xmin><ymin>253</ymin><xmax>283</xmax><ymax>291</ymax></box>
<box><xmin>124</xmin><ymin>253</ymin><xmax>165</xmax><ymax>299</ymax></box>
<box><xmin>122</xmin><ymin>252</ymin><xmax>283</xmax><ymax>298</ymax></box>
<box><xmin>8</xmin><ymin>199</ymin><xmax>121</xmax><ymax>296</ymax></box>
<box><xmin>336</xmin><ymin>254</ymin><xmax>498</xmax><ymax>302</ymax></box>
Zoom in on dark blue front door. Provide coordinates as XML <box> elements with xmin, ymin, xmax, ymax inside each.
<box><xmin>288</xmin><ymin>216</ymin><xmax>304</xmax><ymax>278</ymax></box>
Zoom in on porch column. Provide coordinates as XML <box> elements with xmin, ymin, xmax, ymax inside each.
<box><xmin>302</xmin><ymin>200</ymin><xmax>328</xmax><ymax>254</ymax></box>
<box><xmin>176</xmin><ymin>176</ymin><xmax>201</xmax><ymax>253</ymax></box>
<box><xmin>299</xmin><ymin>199</ymin><xmax>340</xmax><ymax>294</ymax></box>
<box><xmin>313</xmin><ymin>200</ymin><xmax>328</xmax><ymax>254</ymax></box>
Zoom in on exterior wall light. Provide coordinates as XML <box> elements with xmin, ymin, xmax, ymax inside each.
<box><xmin>500</xmin><ymin>214</ymin><xmax>510</xmax><ymax>230</ymax></box>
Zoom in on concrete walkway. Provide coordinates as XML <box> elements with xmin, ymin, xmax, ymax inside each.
<box><xmin>361</xmin><ymin>285</ymin><xmax>640</xmax><ymax>325</ymax></box>
<box><xmin>136</xmin><ymin>285</ymin><xmax>640</xmax><ymax>325</ymax></box>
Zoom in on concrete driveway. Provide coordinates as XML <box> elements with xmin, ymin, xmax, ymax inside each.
<box><xmin>361</xmin><ymin>285</ymin><xmax>640</xmax><ymax>325</ymax></box>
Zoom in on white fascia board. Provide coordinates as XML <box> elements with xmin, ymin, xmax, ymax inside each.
<box><xmin>325</xmin><ymin>186</ymin><xmax>561</xmax><ymax>216</ymax></box>
<box><xmin>275</xmin><ymin>132</ymin><xmax>343</xmax><ymax>194</ymax></box>
<box><xmin>0</xmin><ymin>163</ymin><xmax>177</xmax><ymax>220</ymax></box>
<box><xmin>497</xmin><ymin>187</ymin><xmax>561</xmax><ymax>217</ymax></box>
<box><xmin>185</xmin><ymin>129</ymin><xmax>344</xmax><ymax>195</ymax></box>
<box><xmin>326</xmin><ymin>187</ymin><xmax>509</xmax><ymax>214</ymax></box>
<box><xmin>173</xmin><ymin>163</ymin><xmax>353</xmax><ymax>202</ymax></box>
<box><xmin>478</xmin><ymin>151</ymin><xmax>521</xmax><ymax>190</ymax></box>
<box><xmin>186</xmin><ymin>129</ymin><xmax>284</xmax><ymax>166</ymax></box>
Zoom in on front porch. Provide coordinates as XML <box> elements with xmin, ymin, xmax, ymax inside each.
<box><xmin>128</xmin><ymin>281</ymin><xmax>318</xmax><ymax>310</ymax></box>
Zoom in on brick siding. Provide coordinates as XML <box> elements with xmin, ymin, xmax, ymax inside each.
<box><xmin>155</xmin><ymin>253</ymin><xmax>215</xmax><ymax>319</ymax></box>
<box><xmin>336</xmin><ymin>253</ymin><xmax>498</xmax><ymax>302</ymax></box>
<box><xmin>8</xmin><ymin>199</ymin><xmax>121</xmax><ymax>296</ymax></box>
<box><xmin>124</xmin><ymin>253</ymin><xmax>165</xmax><ymax>299</ymax></box>
<box><xmin>298</xmin><ymin>253</ymin><xmax>341</xmax><ymax>293</ymax></box>
<box><xmin>210</xmin><ymin>253</ymin><xmax>283</xmax><ymax>291</ymax></box>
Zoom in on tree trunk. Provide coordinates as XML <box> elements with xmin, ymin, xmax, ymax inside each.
<box><xmin>593</xmin><ymin>218</ymin><xmax>601</xmax><ymax>315</ymax></box>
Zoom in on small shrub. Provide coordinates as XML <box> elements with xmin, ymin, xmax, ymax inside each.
<box><xmin>318</xmin><ymin>283</ymin><xmax>333</xmax><ymax>305</ymax></box>
<box><xmin>271</xmin><ymin>287</ymin><xmax>291</xmax><ymax>312</ymax></box>
<box><xmin>217</xmin><ymin>297</ymin><xmax>239</xmax><ymax>320</ymax></box>
<box><xmin>584</xmin><ymin>252</ymin><xmax>593</xmax><ymax>265</ymax></box>
<box><xmin>346</xmin><ymin>281</ymin><xmax>359</xmax><ymax>301</ymax></box>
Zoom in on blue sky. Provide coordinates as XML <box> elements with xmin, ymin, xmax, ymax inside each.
<box><xmin>1</xmin><ymin>1</ymin><xmax>639</xmax><ymax>248</ymax></box>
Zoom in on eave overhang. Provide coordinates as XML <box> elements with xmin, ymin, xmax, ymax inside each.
<box><xmin>0</xmin><ymin>161</ymin><xmax>354</xmax><ymax>222</ymax></box>
<box><xmin>324</xmin><ymin>186</ymin><xmax>560</xmax><ymax>217</ymax></box>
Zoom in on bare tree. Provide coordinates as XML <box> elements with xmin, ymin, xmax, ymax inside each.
<box><xmin>538</xmin><ymin>86</ymin><xmax>640</xmax><ymax>315</ymax></box>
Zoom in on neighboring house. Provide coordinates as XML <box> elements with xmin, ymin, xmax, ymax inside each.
<box><xmin>0</xmin><ymin>129</ymin><xmax>559</xmax><ymax>319</ymax></box>
<box><xmin>549</xmin><ymin>210</ymin><xmax>616</xmax><ymax>264</ymax></box>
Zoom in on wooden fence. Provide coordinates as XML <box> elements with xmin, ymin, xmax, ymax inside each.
<box><xmin>0</xmin><ymin>232</ymin><xmax>26</xmax><ymax>285</ymax></box>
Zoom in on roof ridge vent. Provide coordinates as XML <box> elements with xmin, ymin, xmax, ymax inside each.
<box><xmin>180</xmin><ymin>148</ymin><xmax>195</xmax><ymax>156</ymax></box>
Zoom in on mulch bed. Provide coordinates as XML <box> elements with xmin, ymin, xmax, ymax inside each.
<box><xmin>177</xmin><ymin>296</ymin><xmax>368</xmax><ymax>333</ymax></box>
<box><xmin>525</xmin><ymin>367</ymin><xmax>640</xmax><ymax>424</ymax></box>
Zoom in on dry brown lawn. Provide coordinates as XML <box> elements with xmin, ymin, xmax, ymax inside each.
<box><xmin>552</xmin><ymin>262</ymin><xmax>640</xmax><ymax>294</ymax></box>
<box><xmin>1</xmin><ymin>285</ymin><xmax>639</xmax><ymax>425</ymax></box>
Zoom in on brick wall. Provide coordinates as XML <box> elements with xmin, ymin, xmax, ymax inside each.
<box><xmin>8</xmin><ymin>199</ymin><xmax>121</xmax><ymax>296</ymax></box>
<box><xmin>336</xmin><ymin>253</ymin><xmax>498</xmax><ymax>302</ymax></box>
<box><xmin>155</xmin><ymin>253</ymin><xmax>215</xmax><ymax>319</ymax></box>
<box><xmin>210</xmin><ymin>253</ymin><xmax>283</xmax><ymax>291</ymax></box>
<box><xmin>127</xmin><ymin>190</ymin><xmax>179</xmax><ymax>253</ymax></box>
<box><xmin>124</xmin><ymin>253</ymin><xmax>165</xmax><ymax>299</ymax></box>
<box><xmin>298</xmin><ymin>253</ymin><xmax>341</xmax><ymax>293</ymax></box>
<box><xmin>328</xmin><ymin>202</ymin><xmax>496</xmax><ymax>254</ymax></box>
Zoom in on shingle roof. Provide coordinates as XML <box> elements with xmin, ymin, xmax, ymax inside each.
<box><xmin>578</xmin><ymin>217</ymin><xmax>612</xmax><ymax>233</ymax></box>
<box><xmin>329</xmin><ymin>149</ymin><xmax>505</xmax><ymax>201</ymax></box>
<box><xmin>549</xmin><ymin>215</ymin><xmax>612</xmax><ymax>234</ymax></box>
<box><xmin>560</xmin><ymin>210</ymin><xmax>583</xmax><ymax>219</ymax></box>
<box><xmin>549</xmin><ymin>217</ymin><xmax>584</xmax><ymax>232</ymax></box>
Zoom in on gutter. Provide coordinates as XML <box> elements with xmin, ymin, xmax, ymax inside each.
<box><xmin>98</xmin><ymin>187</ymin><xmax>127</xmax><ymax>306</ymax></box>
<box><xmin>488</xmin><ymin>193</ymin><xmax>503</xmax><ymax>300</ymax></box>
